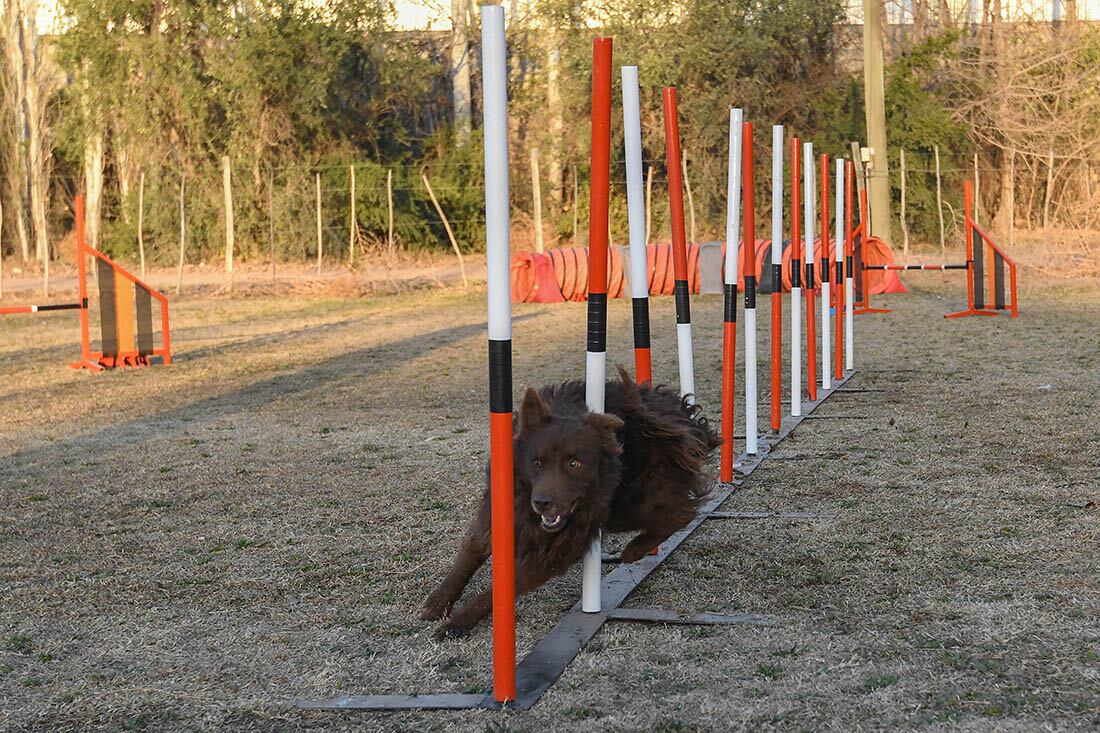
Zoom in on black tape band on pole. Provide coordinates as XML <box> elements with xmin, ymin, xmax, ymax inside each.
<box><xmin>673</xmin><ymin>280</ymin><xmax>690</xmax><ymax>324</ymax></box>
<box><xmin>35</xmin><ymin>303</ymin><xmax>83</xmax><ymax>312</ymax></box>
<box><xmin>587</xmin><ymin>292</ymin><xmax>608</xmax><ymax>351</ymax></box>
<box><xmin>723</xmin><ymin>284</ymin><xmax>738</xmax><ymax>323</ymax></box>
<box><xmin>632</xmin><ymin>297</ymin><xmax>651</xmax><ymax>348</ymax></box>
<box><xmin>488</xmin><ymin>339</ymin><xmax>513</xmax><ymax>414</ymax></box>
<box><xmin>772</xmin><ymin>263</ymin><xmax>782</xmax><ymax>294</ymax></box>
<box><xmin>790</xmin><ymin>259</ymin><xmax>801</xmax><ymax>289</ymax></box>
<box><xmin>805</xmin><ymin>262</ymin><xmax>815</xmax><ymax>289</ymax></box>
<box><xmin>743</xmin><ymin>276</ymin><xmax>757</xmax><ymax>309</ymax></box>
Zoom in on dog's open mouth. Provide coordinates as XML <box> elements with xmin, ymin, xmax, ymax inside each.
<box><xmin>539</xmin><ymin>502</ymin><xmax>578</xmax><ymax>533</ymax></box>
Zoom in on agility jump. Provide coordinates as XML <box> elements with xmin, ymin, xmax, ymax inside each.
<box><xmin>854</xmin><ymin>179</ymin><xmax>1018</xmax><ymax>318</ymax></box>
<box><xmin>0</xmin><ymin>195</ymin><xmax>171</xmax><ymax>371</ymax></box>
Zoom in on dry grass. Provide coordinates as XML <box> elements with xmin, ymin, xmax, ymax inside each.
<box><xmin>1</xmin><ymin>272</ymin><xmax>1098</xmax><ymax>732</ymax></box>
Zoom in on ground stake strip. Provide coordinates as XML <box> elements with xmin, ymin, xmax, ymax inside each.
<box><xmin>294</xmin><ymin>371</ymin><xmax>856</xmax><ymax>712</ymax></box>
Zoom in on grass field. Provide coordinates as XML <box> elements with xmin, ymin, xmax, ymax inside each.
<box><xmin>1</xmin><ymin>274</ymin><xmax>1098</xmax><ymax>731</ymax></box>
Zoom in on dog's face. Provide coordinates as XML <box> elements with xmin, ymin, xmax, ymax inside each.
<box><xmin>517</xmin><ymin>388</ymin><xmax>623</xmax><ymax>533</ymax></box>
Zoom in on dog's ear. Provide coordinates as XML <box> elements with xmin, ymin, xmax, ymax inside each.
<box><xmin>585</xmin><ymin>412</ymin><xmax>624</xmax><ymax>455</ymax></box>
<box><xmin>519</xmin><ymin>387</ymin><xmax>550</xmax><ymax>435</ymax></box>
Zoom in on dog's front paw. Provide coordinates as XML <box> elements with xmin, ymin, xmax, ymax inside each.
<box><xmin>420</xmin><ymin>598</ymin><xmax>451</xmax><ymax>621</ymax></box>
<box><xmin>619</xmin><ymin>545</ymin><xmax>648</xmax><ymax>564</ymax></box>
<box><xmin>432</xmin><ymin>618</ymin><xmax>475</xmax><ymax>641</ymax></box>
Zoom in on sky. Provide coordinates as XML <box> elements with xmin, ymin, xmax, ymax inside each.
<box><xmin>32</xmin><ymin>0</ymin><xmax>1100</xmax><ymax>35</ymax></box>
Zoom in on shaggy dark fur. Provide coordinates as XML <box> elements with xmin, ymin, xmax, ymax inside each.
<box><xmin>421</xmin><ymin>368</ymin><xmax>721</xmax><ymax>638</ymax></box>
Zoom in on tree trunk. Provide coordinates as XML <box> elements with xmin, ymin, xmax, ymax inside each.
<box><xmin>1</xmin><ymin>0</ymin><xmax>30</xmax><ymax>262</ymax></box>
<box><xmin>83</xmin><ymin>130</ymin><xmax>105</xmax><ymax>249</ymax></box>
<box><xmin>18</xmin><ymin>0</ymin><xmax>50</xmax><ymax>265</ymax></box>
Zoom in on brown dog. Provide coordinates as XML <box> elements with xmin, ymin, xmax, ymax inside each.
<box><xmin>421</xmin><ymin>369</ymin><xmax>720</xmax><ymax>638</ymax></box>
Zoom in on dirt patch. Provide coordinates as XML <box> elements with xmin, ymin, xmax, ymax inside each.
<box><xmin>1</xmin><ymin>273</ymin><xmax>1098</xmax><ymax>731</ymax></box>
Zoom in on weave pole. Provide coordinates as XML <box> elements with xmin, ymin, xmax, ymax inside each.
<box><xmin>844</xmin><ymin>160</ymin><xmax>855</xmax><ymax>372</ymax></box>
<box><xmin>662</xmin><ymin>87</ymin><xmax>696</xmax><ymax>404</ymax></box>
<box><xmin>833</xmin><ymin>158</ymin><xmax>844</xmax><ymax>383</ymax></box>
<box><xmin>720</xmin><ymin>108</ymin><xmax>743</xmax><ymax>483</ymax></box>
<box><xmin>480</xmin><ymin>4</ymin><xmax>515</xmax><ymax>702</ymax></box>
<box><xmin>582</xmin><ymin>37</ymin><xmax>613</xmax><ymax>615</ymax></box>
<box><xmin>741</xmin><ymin>122</ymin><xmax>758</xmax><ymax>454</ymax></box>
<box><xmin>622</xmin><ymin>66</ymin><xmax>651</xmax><ymax>385</ymax></box>
<box><xmin>789</xmin><ymin>137</ymin><xmax>802</xmax><ymax>417</ymax></box>
<box><xmin>803</xmin><ymin>143</ymin><xmax>817</xmax><ymax>402</ymax></box>
<box><xmin>819</xmin><ymin>154</ymin><xmax>831</xmax><ymax>391</ymax></box>
<box><xmin>769</xmin><ymin>125</ymin><xmax>783</xmax><ymax>433</ymax></box>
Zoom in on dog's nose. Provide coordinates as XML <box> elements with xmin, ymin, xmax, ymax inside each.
<box><xmin>532</xmin><ymin>495</ymin><xmax>552</xmax><ymax>513</ymax></box>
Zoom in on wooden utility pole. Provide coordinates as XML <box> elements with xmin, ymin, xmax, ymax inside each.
<box><xmin>222</xmin><ymin>155</ymin><xmax>234</xmax><ymax>291</ymax></box>
<box><xmin>862</xmin><ymin>0</ymin><xmax>893</xmax><ymax>246</ymax></box>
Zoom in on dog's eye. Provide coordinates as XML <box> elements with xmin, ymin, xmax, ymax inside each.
<box><xmin>532</xmin><ymin>459</ymin><xmax>542</xmax><ymax>470</ymax></box>
<box><xmin>569</xmin><ymin>459</ymin><xmax>580</xmax><ymax>469</ymax></box>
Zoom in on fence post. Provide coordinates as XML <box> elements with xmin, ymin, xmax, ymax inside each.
<box><xmin>176</xmin><ymin>175</ymin><xmax>185</xmax><ymax>295</ymax></box>
<box><xmin>138</xmin><ymin>169</ymin><xmax>146</xmax><ymax>278</ymax></box>
<box><xmin>315</xmin><ymin>171</ymin><xmax>323</xmax><ymax>275</ymax></box>
<box><xmin>222</xmin><ymin>155</ymin><xmax>234</xmax><ymax>291</ymax></box>
<box><xmin>899</xmin><ymin>148</ymin><xmax>909</xmax><ymax>262</ymax></box>
<box><xmin>934</xmin><ymin>145</ymin><xmax>945</xmax><ymax>264</ymax></box>
<box><xmin>1043</xmin><ymin>148</ymin><xmax>1055</xmax><ymax>233</ymax></box>
<box><xmin>387</xmin><ymin>168</ymin><xmax>395</xmax><ymax>255</ymax></box>
<box><xmin>645</xmin><ymin>165</ymin><xmax>653</xmax><ymax>246</ymax></box>
<box><xmin>422</xmin><ymin>170</ymin><xmax>469</xmax><ymax>287</ymax></box>
<box><xmin>349</xmin><ymin>164</ymin><xmax>357</xmax><ymax>265</ymax></box>
<box><xmin>683</xmin><ymin>154</ymin><xmax>696</xmax><ymax>245</ymax></box>
<box><xmin>269</xmin><ymin>169</ymin><xmax>276</xmax><ymax>290</ymax></box>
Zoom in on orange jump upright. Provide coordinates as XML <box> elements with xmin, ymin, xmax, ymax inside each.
<box><xmin>2</xmin><ymin>195</ymin><xmax>171</xmax><ymax>371</ymax></box>
<box><xmin>70</xmin><ymin>195</ymin><xmax>172</xmax><ymax>371</ymax></box>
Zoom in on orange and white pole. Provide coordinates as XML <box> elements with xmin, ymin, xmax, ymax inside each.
<box><xmin>479</xmin><ymin>4</ymin><xmax>515</xmax><ymax>703</ymax></box>
<box><xmin>834</xmin><ymin>158</ymin><xmax>844</xmax><ymax>383</ymax></box>
<box><xmin>844</xmin><ymin>160</ymin><xmax>855</xmax><ymax>372</ymax></box>
<box><xmin>622</xmin><ymin>66</ymin><xmax>651</xmax><ymax>385</ymax></box>
<box><xmin>742</xmin><ymin>123</ymin><xmax>758</xmax><ymax>454</ymax></box>
<box><xmin>819</xmin><ymin>154</ymin><xmax>831</xmax><ymax>390</ymax></box>
<box><xmin>582</xmin><ymin>37</ymin><xmax>613</xmax><ymax>614</ymax></box>
<box><xmin>769</xmin><ymin>125</ymin><xmax>783</xmax><ymax>433</ymax></box>
<box><xmin>720</xmin><ymin>108</ymin><xmax>742</xmax><ymax>482</ymax></box>
<box><xmin>789</xmin><ymin>137</ymin><xmax>802</xmax><ymax>416</ymax></box>
<box><xmin>662</xmin><ymin>87</ymin><xmax>696</xmax><ymax>404</ymax></box>
<box><xmin>803</xmin><ymin>143</ymin><xmax>817</xmax><ymax>402</ymax></box>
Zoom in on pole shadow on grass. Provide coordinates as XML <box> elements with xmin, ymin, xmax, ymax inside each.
<box><xmin>0</xmin><ymin>312</ymin><xmax>545</xmax><ymax>486</ymax></box>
